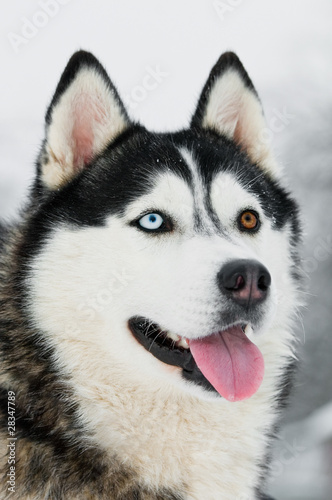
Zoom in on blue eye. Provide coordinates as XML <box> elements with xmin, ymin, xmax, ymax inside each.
<box><xmin>138</xmin><ymin>213</ymin><xmax>164</xmax><ymax>231</ymax></box>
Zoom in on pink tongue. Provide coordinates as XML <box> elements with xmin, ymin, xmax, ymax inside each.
<box><xmin>188</xmin><ymin>326</ymin><xmax>264</xmax><ymax>402</ymax></box>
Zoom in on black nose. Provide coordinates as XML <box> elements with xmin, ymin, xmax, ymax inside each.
<box><xmin>217</xmin><ymin>259</ymin><xmax>271</xmax><ymax>307</ymax></box>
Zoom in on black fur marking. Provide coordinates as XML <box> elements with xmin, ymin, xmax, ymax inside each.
<box><xmin>0</xmin><ymin>223</ymin><xmax>7</xmax><ymax>252</ymax></box>
<box><xmin>32</xmin><ymin>102</ymin><xmax>301</xmax><ymax>268</ymax></box>
<box><xmin>275</xmin><ymin>358</ymin><xmax>298</xmax><ymax>410</ymax></box>
<box><xmin>22</xmin><ymin>130</ymin><xmax>194</xmax><ymax>268</ymax></box>
<box><xmin>171</xmin><ymin>129</ymin><xmax>301</xmax><ymax>238</ymax></box>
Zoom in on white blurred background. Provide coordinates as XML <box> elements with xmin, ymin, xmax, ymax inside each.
<box><xmin>0</xmin><ymin>1</ymin><xmax>331</xmax><ymax>498</ymax></box>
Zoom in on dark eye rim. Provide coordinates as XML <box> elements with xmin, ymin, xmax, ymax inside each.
<box><xmin>237</xmin><ymin>209</ymin><xmax>261</xmax><ymax>233</ymax></box>
<box><xmin>130</xmin><ymin>210</ymin><xmax>174</xmax><ymax>234</ymax></box>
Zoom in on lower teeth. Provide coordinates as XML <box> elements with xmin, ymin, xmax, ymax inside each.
<box><xmin>167</xmin><ymin>332</ymin><xmax>180</xmax><ymax>342</ymax></box>
<box><xmin>176</xmin><ymin>338</ymin><xmax>189</xmax><ymax>349</ymax></box>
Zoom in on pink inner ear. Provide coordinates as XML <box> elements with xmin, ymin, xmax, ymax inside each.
<box><xmin>215</xmin><ymin>97</ymin><xmax>240</xmax><ymax>139</ymax></box>
<box><xmin>72</xmin><ymin>117</ymin><xmax>94</xmax><ymax>170</ymax></box>
<box><xmin>233</xmin><ymin>113</ymin><xmax>246</xmax><ymax>148</ymax></box>
<box><xmin>71</xmin><ymin>93</ymin><xmax>108</xmax><ymax>171</ymax></box>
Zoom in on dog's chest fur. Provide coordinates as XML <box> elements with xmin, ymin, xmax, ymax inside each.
<box><xmin>58</xmin><ymin>330</ymin><xmax>289</xmax><ymax>500</ymax></box>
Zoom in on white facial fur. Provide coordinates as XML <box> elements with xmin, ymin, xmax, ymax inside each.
<box><xmin>27</xmin><ymin>148</ymin><xmax>300</xmax><ymax>499</ymax></box>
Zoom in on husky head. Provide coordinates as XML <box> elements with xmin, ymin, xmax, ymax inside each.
<box><xmin>25</xmin><ymin>51</ymin><xmax>301</xmax><ymax>405</ymax></box>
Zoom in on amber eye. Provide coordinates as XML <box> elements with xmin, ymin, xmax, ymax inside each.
<box><xmin>238</xmin><ymin>210</ymin><xmax>260</xmax><ymax>231</ymax></box>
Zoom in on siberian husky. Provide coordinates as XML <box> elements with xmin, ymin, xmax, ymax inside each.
<box><xmin>0</xmin><ymin>51</ymin><xmax>302</xmax><ymax>499</ymax></box>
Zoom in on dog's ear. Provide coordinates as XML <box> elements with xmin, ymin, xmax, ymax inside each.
<box><xmin>191</xmin><ymin>52</ymin><xmax>278</xmax><ymax>177</ymax></box>
<box><xmin>39</xmin><ymin>51</ymin><xmax>131</xmax><ymax>190</ymax></box>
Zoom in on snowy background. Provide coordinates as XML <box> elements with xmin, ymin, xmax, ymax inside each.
<box><xmin>1</xmin><ymin>1</ymin><xmax>332</xmax><ymax>498</ymax></box>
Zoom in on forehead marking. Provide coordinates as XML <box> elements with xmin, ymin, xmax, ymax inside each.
<box><xmin>179</xmin><ymin>147</ymin><xmax>216</xmax><ymax>233</ymax></box>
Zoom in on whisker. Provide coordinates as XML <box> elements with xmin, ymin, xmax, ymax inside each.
<box><xmin>148</xmin><ymin>331</ymin><xmax>165</xmax><ymax>352</ymax></box>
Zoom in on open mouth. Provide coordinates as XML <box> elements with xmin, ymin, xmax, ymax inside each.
<box><xmin>128</xmin><ymin>316</ymin><xmax>217</xmax><ymax>393</ymax></box>
<box><xmin>128</xmin><ymin>317</ymin><xmax>265</xmax><ymax>401</ymax></box>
